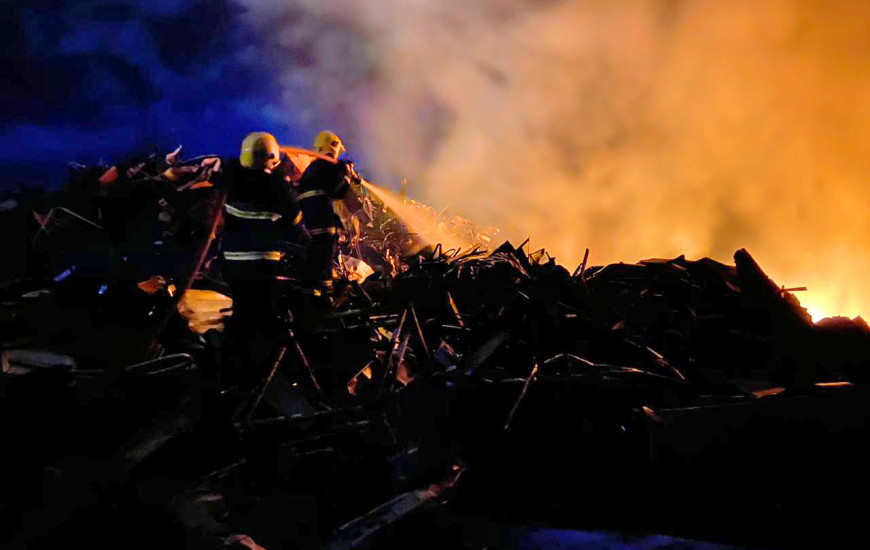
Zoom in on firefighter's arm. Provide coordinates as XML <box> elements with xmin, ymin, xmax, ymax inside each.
<box><xmin>341</xmin><ymin>182</ymin><xmax>364</xmax><ymax>213</ymax></box>
<box><xmin>339</xmin><ymin>162</ymin><xmax>373</xmax><ymax>224</ymax></box>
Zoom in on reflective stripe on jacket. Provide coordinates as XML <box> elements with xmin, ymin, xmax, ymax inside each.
<box><xmin>297</xmin><ymin>158</ymin><xmax>351</xmax><ymax>232</ymax></box>
<box><xmin>217</xmin><ymin>160</ymin><xmax>304</xmax><ymax>261</ymax></box>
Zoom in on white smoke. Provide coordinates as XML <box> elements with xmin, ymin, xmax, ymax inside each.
<box><xmin>234</xmin><ymin>0</ymin><xmax>870</xmax><ymax>319</ymax></box>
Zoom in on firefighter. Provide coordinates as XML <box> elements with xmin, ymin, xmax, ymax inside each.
<box><xmin>296</xmin><ymin>130</ymin><xmax>362</xmax><ymax>291</ymax></box>
<box><xmin>217</xmin><ymin>132</ymin><xmax>305</xmax><ymax>376</ymax></box>
<box><xmin>220</xmin><ymin>131</ymin><xmax>304</xmax><ymax>271</ymax></box>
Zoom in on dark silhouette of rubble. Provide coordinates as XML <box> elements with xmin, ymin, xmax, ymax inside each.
<box><xmin>2</xmin><ymin>148</ymin><xmax>870</xmax><ymax>549</ymax></box>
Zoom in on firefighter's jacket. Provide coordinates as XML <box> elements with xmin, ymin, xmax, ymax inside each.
<box><xmin>296</xmin><ymin>158</ymin><xmax>353</xmax><ymax>237</ymax></box>
<box><xmin>218</xmin><ymin>160</ymin><xmax>303</xmax><ymax>263</ymax></box>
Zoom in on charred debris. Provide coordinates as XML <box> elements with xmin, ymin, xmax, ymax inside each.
<box><xmin>2</xmin><ymin>148</ymin><xmax>870</xmax><ymax>549</ymax></box>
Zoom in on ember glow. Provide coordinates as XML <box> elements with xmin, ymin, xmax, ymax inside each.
<box><xmin>237</xmin><ymin>0</ymin><xmax>870</xmax><ymax>322</ymax></box>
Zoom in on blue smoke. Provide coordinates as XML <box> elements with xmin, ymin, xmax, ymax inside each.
<box><xmin>1</xmin><ymin>0</ymin><xmax>310</xmax><ymax>188</ymax></box>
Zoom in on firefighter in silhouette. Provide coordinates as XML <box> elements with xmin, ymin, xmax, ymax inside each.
<box><xmin>296</xmin><ymin>130</ymin><xmax>363</xmax><ymax>291</ymax></box>
<box><xmin>216</xmin><ymin>132</ymin><xmax>306</xmax><ymax>378</ymax></box>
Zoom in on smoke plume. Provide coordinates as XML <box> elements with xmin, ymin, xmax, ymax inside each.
<box><xmin>234</xmin><ymin>0</ymin><xmax>870</xmax><ymax>319</ymax></box>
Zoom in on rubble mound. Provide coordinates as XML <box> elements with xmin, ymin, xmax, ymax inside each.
<box><xmin>3</xmin><ymin>149</ymin><xmax>870</xmax><ymax>549</ymax></box>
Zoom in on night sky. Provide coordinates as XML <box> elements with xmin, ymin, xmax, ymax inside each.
<box><xmin>2</xmin><ymin>0</ymin><xmax>312</xmax><ymax>189</ymax></box>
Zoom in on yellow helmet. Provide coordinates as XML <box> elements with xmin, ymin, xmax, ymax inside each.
<box><xmin>313</xmin><ymin>130</ymin><xmax>346</xmax><ymax>159</ymax></box>
<box><xmin>239</xmin><ymin>132</ymin><xmax>280</xmax><ymax>171</ymax></box>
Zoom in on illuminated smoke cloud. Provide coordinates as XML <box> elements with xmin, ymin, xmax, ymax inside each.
<box><xmin>246</xmin><ymin>1</ymin><xmax>870</xmax><ymax>318</ymax></box>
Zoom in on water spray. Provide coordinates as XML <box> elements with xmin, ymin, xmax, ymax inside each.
<box><xmin>281</xmin><ymin>145</ymin><xmax>471</xmax><ymax>252</ymax></box>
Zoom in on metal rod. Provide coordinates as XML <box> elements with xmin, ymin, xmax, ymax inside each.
<box><xmin>291</xmin><ymin>330</ymin><xmax>326</xmax><ymax>400</ymax></box>
<box><xmin>243</xmin><ymin>345</ymin><xmax>288</xmax><ymax>426</ymax></box>
<box><xmin>573</xmin><ymin>248</ymin><xmax>590</xmax><ymax>278</ymax></box>
<box><xmin>410</xmin><ymin>303</ymin><xmax>432</xmax><ymax>366</ymax></box>
<box><xmin>378</xmin><ymin>310</ymin><xmax>408</xmax><ymax>396</ymax></box>
<box><xmin>504</xmin><ymin>361</ymin><xmax>539</xmax><ymax>431</ymax></box>
<box><xmin>780</xmin><ymin>286</ymin><xmax>808</xmax><ymax>293</ymax></box>
<box><xmin>447</xmin><ymin>292</ymin><xmax>465</xmax><ymax>328</ymax></box>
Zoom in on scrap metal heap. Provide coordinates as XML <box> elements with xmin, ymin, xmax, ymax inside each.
<box><xmin>2</xmin><ymin>148</ymin><xmax>870</xmax><ymax>549</ymax></box>
<box><xmin>342</xmin><ymin>189</ymin><xmax>501</xmax><ymax>278</ymax></box>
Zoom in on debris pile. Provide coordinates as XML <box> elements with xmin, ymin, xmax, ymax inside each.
<box><xmin>347</xmin><ymin>188</ymin><xmax>501</xmax><ymax>276</ymax></box>
<box><xmin>2</xmin><ymin>146</ymin><xmax>870</xmax><ymax>549</ymax></box>
<box><xmin>357</xmin><ymin>240</ymin><xmax>867</xmax><ymax>389</ymax></box>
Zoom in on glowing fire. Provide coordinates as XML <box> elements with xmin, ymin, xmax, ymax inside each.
<box><xmin>789</xmin><ymin>291</ymin><xmax>861</xmax><ymax>323</ymax></box>
<box><xmin>245</xmin><ymin>1</ymin><xmax>870</xmax><ymax>323</ymax></box>
<box><xmin>801</xmin><ymin>301</ymin><xmax>837</xmax><ymax>324</ymax></box>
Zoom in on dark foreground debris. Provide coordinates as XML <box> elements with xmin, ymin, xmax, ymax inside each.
<box><xmin>2</xmin><ymin>149</ymin><xmax>870</xmax><ymax>549</ymax></box>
